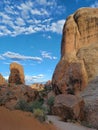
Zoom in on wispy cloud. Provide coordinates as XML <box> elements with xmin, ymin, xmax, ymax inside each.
<box><xmin>36</xmin><ymin>0</ymin><xmax>55</xmax><ymax>6</ymax></box>
<box><xmin>0</xmin><ymin>0</ymin><xmax>65</xmax><ymax>36</ymax></box>
<box><xmin>0</xmin><ymin>51</ymin><xmax>57</xmax><ymax>62</ymax></box>
<box><xmin>91</xmin><ymin>1</ymin><xmax>98</xmax><ymax>7</ymax></box>
<box><xmin>41</xmin><ymin>51</ymin><xmax>57</xmax><ymax>60</ymax></box>
<box><xmin>42</xmin><ymin>34</ymin><xmax>52</xmax><ymax>39</ymax></box>
<box><xmin>31</xmin><ymin>8</ymin><xmax>49</xmax><ymax>16</ymax></box>
<box><xmin>0</xmin><ymin>55</ymin><xmax>5</xmax><ymax>60</ymax></box>
<box><xmin>25</xmin><ymin>74</ymin><xmax>45</xmax><ymax>84</ymax></box>
<box><xmin>15</xmin><ymin>17</ymin><xmax>26</xmax><ymax>26</ymax></box>
<box><xmin>47</xmin><ymin>35</ymin><xmax>51</xmax><ymax>39</ymax></box>
<box><xmin>32</xmin><ymin>74</ymin><xmax>44</xmax><ymax>79</ymax></box>
<box><xmin>2</xmin><ymin>51</ymin><xmax>42</xmax><ymax>62</ymax></box>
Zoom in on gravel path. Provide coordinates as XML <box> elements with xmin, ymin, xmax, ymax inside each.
<box><xmin>47</xmin><ymin>115</ymin><xmax>97</xmax><ymax>130</ymax></box>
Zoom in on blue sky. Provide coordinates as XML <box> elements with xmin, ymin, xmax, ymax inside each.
<box><xmin>0</xmin><ymin>0</ymin><xmax>98</xmax><ymax>84</ymax></box>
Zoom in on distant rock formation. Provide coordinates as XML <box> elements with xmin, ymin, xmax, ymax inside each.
<box><xmin>0</xmin><ymin>74</ymin><xmax>6</xmax><ymax>86</ymax></box>
<box><xmin>30</xmin><ymin>83</ymin><xmax>44</xmax><ymax>91</ymax></box>
<box><xmin>45</xmin><ymin>80</ymin><xmax>52</xmax><ymax>90</ymax></box>
<box><xmin>8</xmin><ymin>62</ymin><xmax>25</xmax><ymax>84</ymax></box>
<box><xmin>0</xmin><ymin>84</ymin><xmax>39</xmax><ymax>109</ymax></box>
<box><xmin>52</xmin><ymin>8</ymin><xmax>98</xmax><ymax>95</ymax></box>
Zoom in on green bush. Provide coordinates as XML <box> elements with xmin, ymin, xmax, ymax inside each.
<box><xmin>15</xmin><ymin>99</ymin><xmax>29</xmax><ymax>111</ymax></box>
<box><xmin>33</xmin><ymin>108</ymin><xmax>46</xmax><ymax>122</ymax></box>
<box><xmin>15</xmin><ymin>99</ymin><xmax>48</xmax><ymax>122</ymax></box>
<box><xmin>31</xmin><ymin>100</ymin><xmax>43</xmax><ymax>111</ymax></box>
<box><xmin>0</xmin><ymin>98</ymin><xmax>3</xmax><ymax>105</ymax></box>
<box><xmin>47</xmin><ymin>96</ymin><xmax>55</xmax><ymax>114</ymax></box>
<box><xmin>47</xmin><ymin>96</ymin><xmax>54</xmax><ymax>106</ymax></box>
<box><xmin>15</xmin><ymin>99</ymin><xmax>45</xmax><ymax>113</ymax></box>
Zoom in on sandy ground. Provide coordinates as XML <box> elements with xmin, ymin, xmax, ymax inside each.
<box><xmin>0</xmin><ymin>106</ymin><xmax>97</xmax><ymax>130</ymax></box>
<box><xmin>0</xmin><ymin>107</ymin><xmax>56</xmax><ymax>130</ymax></box>
<box><xmin>47</xmin><ymin>115</ymin><xmax>97</xmax><ymax>130</ymax></box>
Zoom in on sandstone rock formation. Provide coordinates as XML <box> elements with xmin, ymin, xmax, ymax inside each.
<box><xmin>0</xmin><ymin>84</ymin><xmax>39</xmax><ymax>109</ymax></box>
<box><xmin>30</xmin><ymin>83</ymin><xmax>44</xmax><ymax>91</ymax></box>
<box><xmin>80</xmin><ymin>76</ymin><xmax>98</xmax><ymax>128</ymax></box>
<box><xmin>52</xmin><ymin>8</ymin><xmax>98</xmax><ymax>95</ymax></box>
<box><xmin>52</xmin><ymin>94</ymin><xmax>84</xmax><ymax>121</ymax></box>
<box><xmin>0</xmin><ymin>74</ymin><xmax>6</xmax><ymax>86</ymax></box>
<box><xmin>8</xmin><ymin>62</ymin><xmax>25</xmax><ymax>84</ymax></box>
<box><xmin>45</xmin><ymin>80</ymin><xmax>52</xmax><ymax>90</ymax></box>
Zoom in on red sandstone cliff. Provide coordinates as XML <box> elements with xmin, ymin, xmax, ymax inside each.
<box><xmin>52</xmin><ymin>8</ymin><xmax>98</xmax><ymax>95</ymax></box>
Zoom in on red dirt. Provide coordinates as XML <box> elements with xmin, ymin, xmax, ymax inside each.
<box><xmin>0</xmin><ymin>107</ymin><xmax>56</xmax><ymax>130</ymax></box>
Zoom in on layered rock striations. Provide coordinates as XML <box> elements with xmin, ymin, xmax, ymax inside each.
<box><xmin>8</xmin><ymin>62</ymin><xmax>25</xmax><ymax>84</ymax></box>
<box><xmin>52</xmin><ymin>8</ymin><xmax>98</xmax><ymax>95</ymax></box>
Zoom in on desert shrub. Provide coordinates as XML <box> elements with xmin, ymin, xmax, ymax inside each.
<box><xmin>15</xmin><ymin>99</ymin><xmax>29</xmax><ymax>111</ymax></box>
<box><xmin>0</xmin><ymin>98</ymin><xmax>3</xmax><ymax>105</ymax></box>
<box><xmin>31</xmin><ymin>100</ymin><xmax>43</xmax><ymax>111</ymax></box>
<box><xmin>48</xmin><ymin>120</ymin><xmax>53</xmax><ymax>124</ymax></box>
<box><xmin>8</xmin><ymin>83</ymin><xmax>11</xmax><ymax>87</ymax></box>
<box><xmin>15</xmin><ymin>99</ymin><xmax>46</xmax><ymax>113</ymax></box>
<box><xmin>15</xmin><ymin>99</ymin><xmax>48</xmax><ymax>122</ymax></box>
<box><xmin>47</xmin><ymin>96</ymin><xmax>54</xmax><ymax>107</ymax></box>
<box><xmin>33</xmin><ymin>108</ymin><xmax>46</xmax><ymax>122</ymax></box>
<box><xmin>44</xmin><ymin>85</ymin><xmax>52</xmax><ymax>92</ymax></box>
<box><xmin>47</xmin><ymin>96</ymin><xmax>55</xmax><ymax>114</ymax></box>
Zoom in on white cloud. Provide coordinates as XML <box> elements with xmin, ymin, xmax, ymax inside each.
<box><xmin>32</xmin><ymin>74</ymin><xmax>44</xmax><ymax>79</ymax></box>
<box><xmin>41</xmin><ymin>51</ymin><xmax>52</xmax><ymax>59</ymax></box>
<box><xmin>15</xmin><ymin>17</ymin><xmax>25</xmax><ymax>26</ymax></box>
<box><xmin>53</xmin><ymin>56</ymin><xmax>57</xmax><ymax>60</ymax></box>
<box><xmin>31</xmin><ymin>8</ymin><xmax>49</xmax><ymax>16</ymax></box>
<box><xmin>0</xmin><ymin>26</ymin><xmax>11</xmax><ymax>36</ymax></box>
<box><xmin>27</xmin><ymin>19</ymin><xmax>41</xmax><ymax>24</ymax></box>
<box><xmin>42</xmin><ymin>18</ymin><xmax>52</xmax><ymax>23</ymax></box>
<box><xmin>37</xmin><ymin>0</ymin><xmax>56</xmax><ymax>6</ymax></box>
<box><xmin>4</xmin><ymin>75</ymin><xmax>9</xmax><ymax>81</ymax></box>
<box><xmin>41</xmin><ymin>51</ymin><xmax>57</xmax><ymax>60</ymax></box>
<box><xmin>48</xmin><ymin>19</ymin><xmax>65</xmax><ymax>34</ymax></box>
<box><xmin>10</xmin><ymin>26</ymin><xmax>36</xmax><ymax>36</ymax></box>
<box><xmin>17</xmin><ymin>1</ymin><xmax>33</xmax><ymax>11</ymax></box>
<box><xmin>17</xmin><ymin>1</ymin><xmax>33</xmax><ymax>19</ymax></box>
<box><xmin>0</xmin><ymin>1</ymin><xmax>65</xmax><ymax>36</ymax></box>
<box><xmin>42</xmin><ymin>34</ymin><xmax>52</xmax><ymax>39</ymax></box>
<box><xmin>0</xmin><ymin>12</ymin><xmax>11</xmax><ymax>20</ymax></box>
<box><xmin>25</xmin><ymin>74</ymin><xmax>45</xmax><ymax>84</ymax></box>
<box><xmin>47</xmin><ymin>35</ymin><xmax>51</xmax><ymax>39</ymax></box>
<box><xmin>31</xmin><ymin>9</ymin><xmax>42</xmax><ymax>15</ymax></box>
<box><xmin>2</xmin><ymin>51</ymin><xmax>42</xmax><ymax>62</ymax></box>
<box><xmin>91</xmin><ymin>1</ymin><xmax>98</xmax><ymax>8</ymax></box>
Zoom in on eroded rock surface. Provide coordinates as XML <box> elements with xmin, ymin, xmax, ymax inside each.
<box><xmin>52</xmin><ymin>8</ymin><xmax>98</xmax><ymax>95</ymax></box>
<box><xmin>0</xmin><ymin>85</ymin><xmax>39</xmax><ymax>109</ymax></box>
<box><xmin>8</xmin><ymin>62</ymin><xmax>25</xmax><ymax>84</ymax></box>
<box><xmin>52</xmin><ymin>94</ymin><xmax>84</xmax><ymax>121</ymax></box>
<box><xmin>80</xmin><ymin>76</ymin><xmax>98</xmax><ymax>129</ymax></box>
